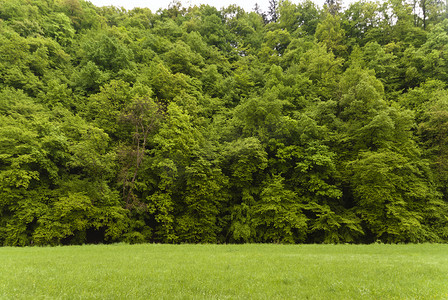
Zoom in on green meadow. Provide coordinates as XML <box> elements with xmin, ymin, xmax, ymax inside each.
<box><xmin>1</xmin><ymin>244</ymin><xmax>448</xmax><ymax>299</ymax></box>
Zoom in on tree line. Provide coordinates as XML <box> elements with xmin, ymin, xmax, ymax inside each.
<box><xmin>1</xmin><ymin>0</ymin><xmax>448</xmax><ymax>246</ymax></box>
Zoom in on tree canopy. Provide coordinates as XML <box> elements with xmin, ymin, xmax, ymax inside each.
<box><xmin>1</xmin><ymin>0</ymin><xmax>448</xmax><ymax>245</ymax></box>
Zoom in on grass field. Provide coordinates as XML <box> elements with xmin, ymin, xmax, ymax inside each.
<box><xmin>1</xmin><ymin>243</ymin><xmax>447</xmax><ymax>299</ymax></box>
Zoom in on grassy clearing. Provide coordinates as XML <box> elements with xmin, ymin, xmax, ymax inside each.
<box><xmin>0</xmin><ymin>244</ymin><xmax>447</xmax><ymax>299</ymax></box>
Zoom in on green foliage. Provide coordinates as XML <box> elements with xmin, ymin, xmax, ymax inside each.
<box><xmin>315</xmin><ymin>13</ymin><xmax>347</xmax><ymax>56</ymax></box>
<box><xmin>0</xmin><ymin>87</ymin><xmax>128</xmax><ymax>246</ymax></box>
<box><xmin>349</xmin><ymin>150</ymin><xmax>443</xmax><ymax>242</ymax></box>
<box><xmin>252</xmin><ymin>175</ymin><xmax>307</xmax><ymax>243</ymax></box>
<box><xmin>1</xmin><ymin>0</ymin><xmax>448</xmax><ymax>245</ymax></box>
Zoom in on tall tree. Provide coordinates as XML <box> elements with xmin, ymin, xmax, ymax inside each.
<box><xmin>119</xmin><ymin>97</ymin><xmax>163</xmax><ymax>209</ymax></box>
<box><xmin>268</xmin><ymin>0</ymin><xmax>279</xmax><ymax>23</ymax></box>
<box><xmin>325</xmin><ymin>0</ymin><xmax>341</xmax><ymax>15</ymax></box>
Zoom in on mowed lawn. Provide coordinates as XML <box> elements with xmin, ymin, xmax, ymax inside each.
<box><xmin>1</xmin><ymin>244</ymin><xmax>447</xmax><ymax>299</ymax></box>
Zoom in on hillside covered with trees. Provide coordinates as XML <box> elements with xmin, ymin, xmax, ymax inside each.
<box><xmin>1</xmin><ymin>0</ymin><xmax>448</xmax><ymax>246</ymax></box>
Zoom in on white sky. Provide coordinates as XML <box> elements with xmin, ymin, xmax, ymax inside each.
<box><xmin>87</xmin><ymin>0</ymin><xmax>341</xmax><ymax>14</ymax></box>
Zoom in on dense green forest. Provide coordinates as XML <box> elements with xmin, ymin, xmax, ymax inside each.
<box><xmin>1</xmin><ymin>0</ymin><xmax>448</xmax><ymax>246</ymax></box>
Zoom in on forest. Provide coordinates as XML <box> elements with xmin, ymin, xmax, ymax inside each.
<box><xmin>1</xmin><ymin>0</ymin><xmax>448</xmax><ymax>246</ymax></box>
